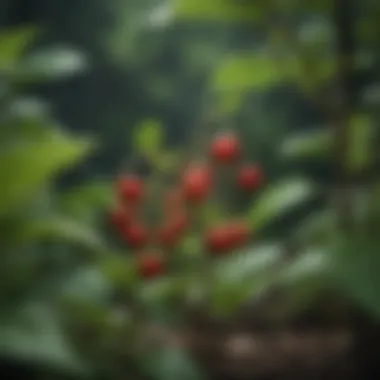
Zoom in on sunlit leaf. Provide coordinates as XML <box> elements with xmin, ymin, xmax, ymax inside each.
<box><xmin>8</xmin><ymin>97</ymin><xmax>51</xmax><ymax>120</ymax></box>
<box><xmin>249</xmin><ymin>178</ymin><xmax>317</xmax><ymax>230</ymax></box>
<box><xmin>0</xmin><ymin>128</ymin><xmax>94</xmax><ymax>215</ymax></box>
<box><xmin>134</xmin><ymin>119</ymin><xmax>163</xmax><ymax>158</ymax></box>
<box><xmin>17</xmin><ymin>47</ymin><xmax>87</xmax><ymax>81</ymax></box>
<box><xmin>212</xmin><ymin>53</ymin><xmax>286</xmax><ymax>93</ymax></box>
<box><xmin>214</xmin><ymin>243</ymin><xmax>282</xmax><ymax>285</ymax></box>
<box><xmin>0</xmin><ymin>25</ymin><xmax>38</xmax><ymax>69</ymax></box>
<box><xmin>279</xmin><ymin>248</ymin><xmax>329</xmax><ymax>284</ymax></box>
<box><xmin>281</xmin><ymin>128</ymin><xmax>333</xmax><ymax>159</ymax></box>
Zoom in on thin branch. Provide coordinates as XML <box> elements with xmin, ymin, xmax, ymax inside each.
<box><xmin>332</xmin><ymin>0</ymin><xmax>356</xmax><ymax>231</ymax></box>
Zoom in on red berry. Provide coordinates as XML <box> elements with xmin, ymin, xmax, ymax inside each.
<box><xmin>117</xmin><ymin>175</ymin><xmax>143</xmax><ymax>203</ymax></box>
<box><xmin>182</xmin><ymin>164</ymin><xmax>212</xmax><ymax>202</ymax></box>
<box><xmin>210</xmin><ymin>132</ymin><xmax>241</xmax><ymax>163</ymax></box>
<box><xmin>205</xmin><ymin>221</ymin><xmax>250</xmax><ymax>254</ymax></box>
<box><xmin>237</xmin><ymin>164</ymin><xmax>262</xmax><ymax>191</ymax></box>
<box><xmin>123</xmin><ymin>222</ymin><xmax>148</xmax><ymax>249</ymax></box>
<box><xmin>137</xmin><ymin>253</ymin><xmax>164</xmax><ymax>279</ymax></box>
<box><xmin>204</xmin><ymin>225</ymin><xmax>231</xmax><ymax>254</ymax></box>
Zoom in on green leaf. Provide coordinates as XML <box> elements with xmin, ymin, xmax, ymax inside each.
<box><xmin>214</xmin><ymin>243</ymin><xmax>282</xmax><ymax>285</ymax></box>
<box><xmin>60</xmin><ymin>182</ymin><xmax>113</xmax><ymax>222</ymax></box>
<box><xmin>295</xmin><ymin>209</ymin><xmax>337</xmax><ymax>245</ymax></box>
<box><xmin>279</xmin><ymin>248</ymin><xmax>329</xmax><ymax>284</ymax></box>
<box><xmin>174</xmin><ymin>0</ymin><xmax>263</xmax><ymax>22</ymax></box>
<box><xmin>0</xmin><ymin>26</ymin><xmax>38</xmax><ymax>69</ymax></box>
<box><xmin>62</xmin><ymin>266</ymin><xmax>112</xmax><ymax>304</ymax></box>
<box><xmin>0</xmin><ymin>129</ymin><xmax>93</xmax><ymax>215</ymax></box>
<box><xmin>19</xmin><ymin>217</ymin><xmax>106</xmax><ymax>252</ymax></box>
<box><xmin>281</xmin><ymin>128</ymin><xmax>333</xmax><ymax>159</ymax></box>
<box><xmin>347</xmin><ymin>114</ymin><xmax>375</xmax><ymax>173</ymax></box>
<box><xmin>16</xmin><ymin>47</ymin><xmax>87</xmax><ymax>81</ymax></box>
<box><xmin>249</xmin><ymin>178</ymin><xmax>316</xmax><ymax>230</ymax></box>
<box><xmin>211</xmin><ymin>244</ymin><xmax>282</xmax><ymax>315</ymax></box>
<box><xmin>0</xmin><ymin>301</ymin><xmax>88</xmax><ymax>373</ymax></box>
<box><xmin>275</xmin><ymin>247</ymin><xmax>330</xmax><ymax>318</ymax></box>
<box><xmin>329</xmin><ymin>234</ymin><xmax>380</xmax><ymax>318</ymax></box>
<box><xmin>133</xmin><ymin>119</ymin><xmax>163</xmax><ymax>158</ymax></box>
<box><xmin>212</xmin><ymin>53</ymin><xmax>286</xmax><ymax>93</ymax></box>
<box><xmin>8</xmin><ymin>97</ymin><xmax>51</xmax><ymax>120</ymax></box>
<box><xmin>144</xmin><ymin>346</ymin><xmax>205</xmax><ymax>380</ymax></box>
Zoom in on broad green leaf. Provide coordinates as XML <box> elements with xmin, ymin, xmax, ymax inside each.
<box><xmin>0</xmin><ymin>129</ymin><xmax>93</xmax><ymax>215</ymax></box>
<box><xmin>19</xmin><ymin>217</ymin><xmax>106</xmax><ymax>252</ymax></box>
<box><xmin>133</xmin><ymin>119</ymin><xmax>163</xmax><ymax>158</ymax></box>
<box><xmin>329</xmin><ymin>234</ymin><xmax>380</xmax><ymax>318</ymax></box>
<box><xmin>145</xmin><ymin>346</ymin><xmax>206</xmax><ymax>380</ymax></box>
<box><xmin>0</xmin><ymin>301</ymin><xmax>87</xmax><ymax>373</ymax></box>
<box><xmin>16</xmin><ymin>47</ymin><xmax>87</xmax><ymax>81</ymax></box>
<box><xmin>8</xmin><ymin>97</ymin><xmax>51</xmax><ymax>120</ymax></box>
<box><xmin>62</xmin><ymin>266</ymin><xmax>111</xmax><ymax>304</ymax></box>
<box><xmin>347</xmin><ymin>114</ymin><xmax>374</xmax><ymax>173</ymax></box>
<box><xmin>279</xmin><ymin>248</ymin><xmax>329</xmax><ymax>284</ymax></box>
<box><xmin>214</xmin><ymin>243</ymin><xmax>282</xmax><ymax>285</ymax></box>
<box><xmin>60</xmin><ymin>182</ymin><xmax>113</xmax><ymax>222</ymax></box>
<box><xmin>212</xmin><ymin>54</ymin><xmax>286</xmax><ymax>93</ymax></box>
<box><xmin>211</xmin><ymin>244</ymin><xmax>282</xmax><ymax>315</ymax></box>
<box><xmin>295</xmin><ymin>209</ymin><xmax>337</xmax><ymax>245</ymax></box>
<box><xmin>281</xmin><ymin>128</ymin><xmax>333</xmax><ymax>159</ymax></box>
<box><xmin>274</xmin><ymin>248</ymin><xmax>330</xmax><ymax>318</ymax></box>
<box><xmin>173</xmin><ymin>0</ymin><xmax>263</xmax><ymax>22</ymax></box>
<box><xmin>249</xmin><ymin>178</ymin><xmax>316</xmax><ymax>230</ymax></box>
<box><xmin>0</xmin><ymin>26</ymin><xmax>38</xmax><ymax>69</ymax></box>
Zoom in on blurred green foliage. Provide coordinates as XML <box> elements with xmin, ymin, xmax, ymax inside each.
<box><xmin>1</xmin><ymin>0</ymin><xmax>380</xmax><ymax>379</ymax></box>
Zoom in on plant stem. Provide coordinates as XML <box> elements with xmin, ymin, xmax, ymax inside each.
<box><xmin>332</xmin><ymin>0</ymin><xmax>356</xmax><ymax>232</ymax></box>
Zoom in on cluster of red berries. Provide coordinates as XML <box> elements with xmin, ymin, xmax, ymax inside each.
<box><xmin>109</xmin><ymin>131</ymin><xmax>263</xmax><ymax>279</ymax></box>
